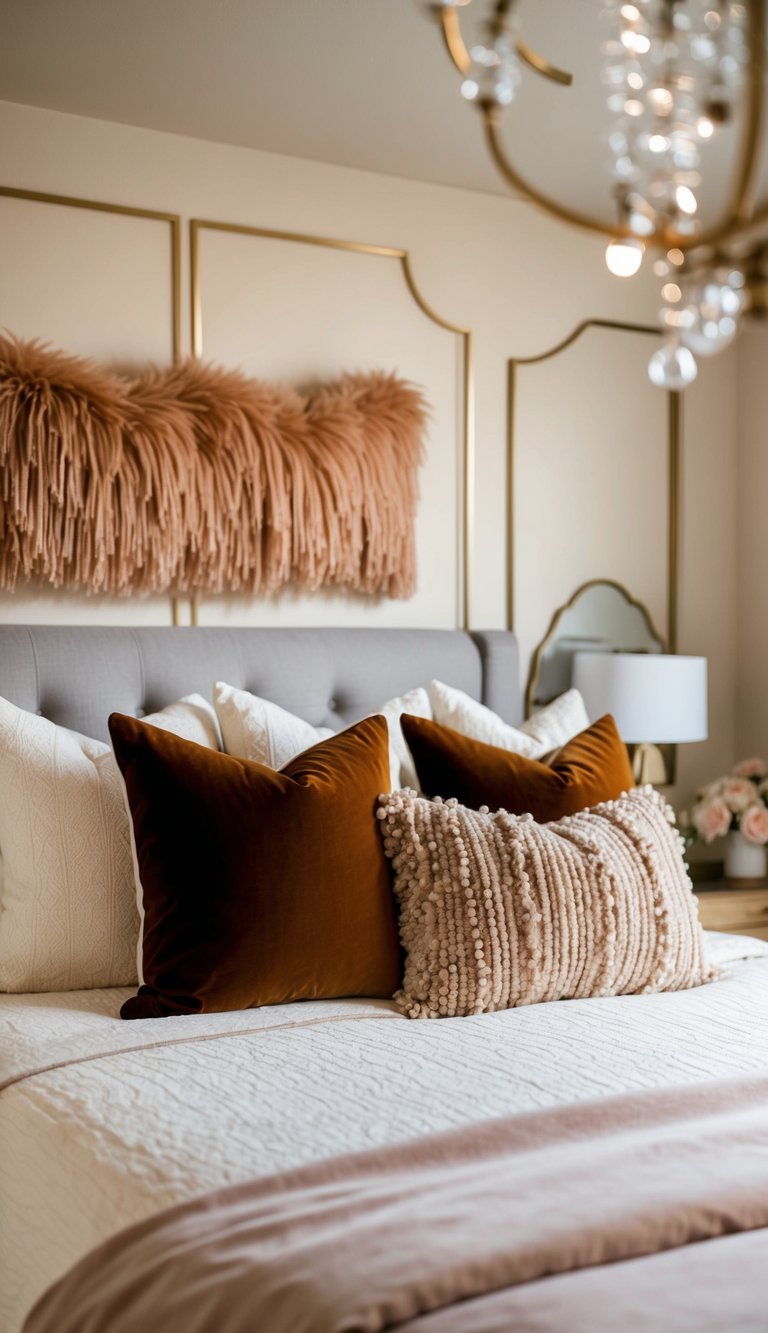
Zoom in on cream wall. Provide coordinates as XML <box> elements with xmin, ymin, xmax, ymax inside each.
<box><xmin>736</xmin><ymin>326</ymin><xmax>768</xmax><ymax>761</ymax></box>
<box><xmin>678</xmin><ymin>345</ymin><xmax>738</xmax><ymax>808</ymax></box>
<box><xmin>0</xmin><ymin>99</ymin><xmax>739</xmax><ymax>801</ymax></box>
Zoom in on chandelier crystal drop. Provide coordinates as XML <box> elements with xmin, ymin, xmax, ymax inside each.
<box><xmin>605</xmin><ymin>0</ymin><xmax>749</xmax><ymax>243</ymax></box>
<box><xmin>423</xmin><ymin>0</ymin><xmax>766</xmax><ymax>389</ymax></box>
<box><xmin>603</xmin><ymin>0</ymin><xmax>749</xmax><ymax>383</ymax></box>
<box><xmin>460</xmin><ymin>28</ymin><xmax>522</xmax><ymax>107</ymax></box>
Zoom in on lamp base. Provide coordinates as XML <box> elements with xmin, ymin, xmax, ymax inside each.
<box><xmin>628</xmin><ymin>742</ymin><xmax>677</xmax><ymax>787</ymax></box>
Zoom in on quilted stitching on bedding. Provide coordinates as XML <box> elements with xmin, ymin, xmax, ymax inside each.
<box><xmin>1</xmin><ymin>936</ymin><xmax>767</xmax><ymax>1332</ymax></box>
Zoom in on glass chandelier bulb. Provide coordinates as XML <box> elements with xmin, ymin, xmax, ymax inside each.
<box><xmin>605</xmin><ymin>236</ymin><xmax>644</xmax><ymax>276</ymax></box>
<box><xmin>628</xmin><ymin>208</ymin><xmax>655</xmax><ymax>236</ymax></box>
<box><xmin>675</xmin><ymin>184</ymin><xmax>698</xmax><ymax>215</ymax></box>
<box><xmin>647</xmin><ymin>86</ymin><xmax>674</xmax><ymax>114</ymax></box>
<box><xmin>648</xmin><ymin>340</ymin><xmax>698</xmax><ymax>389</ymax></box>
<box><xmin>621</xmin><ymin>29</ymin><xmax>651</xmax><ymax>54</ymax></box>
<box><xmin>681</xmin><ymin>280</ymin><xmax>742</xmax><ymax>356</ymax></box>
<box><xmin>682</xmin><ymin>315</ymin><xmax>737</xmax><ymax>357</ymax></box>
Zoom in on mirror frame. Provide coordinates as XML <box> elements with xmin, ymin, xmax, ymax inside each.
<box><xmin>523</xmin><ymin>575</ymin><xmax>667</xmax><ymax>718</ymax></box>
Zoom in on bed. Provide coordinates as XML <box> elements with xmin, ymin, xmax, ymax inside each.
<box><xmin>3</xmin><ymin>625</ymin><xmax>768</xmax><ymax>1332</ymax></box>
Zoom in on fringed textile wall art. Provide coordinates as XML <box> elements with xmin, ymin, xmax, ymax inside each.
<box><xmin>0</xmin><ymin>335</ymin><xmax>428</xmax><ymax>598</ymax></box>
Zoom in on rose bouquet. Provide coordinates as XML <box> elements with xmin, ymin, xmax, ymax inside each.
<box><xmin>680</xmin><ymin>757</ymin><xmax>768</xmax><ymax>846</ymax></box>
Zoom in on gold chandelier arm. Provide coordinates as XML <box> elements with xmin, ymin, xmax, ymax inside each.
<box><xmin>440</xmin><ymin>5</ymin><xmax>471</xmax><ymax>75</ymax></box>
<box><xmin>515</xmin><ymin>39</ymin><xmax>572</xmax><ymax>87</ymax></box>
<box><xmin>744</xmin><ymin>197</ymin><xmax>768</xmax><ymax>237</ymax></box>
<box><xmin>482</xmin><ymin>105</ymin><xmax>621</xmax><ymax>240</ymax></box>
<box><xmin>483</xmin><ymin>103</ymin><xmax>747</xmax><ymax>253</ymax></box>
<box><xmin>439</xmin><ymin>4</ymin><xmax>573</xmax><ymax>86</ymax></box>
<box><xmin>732</xmin><ymin>0</ymin><xmax>765</xmax><ymax>223</ymax></box>
<box><xmin>444</xmin><ymin>1</ymin><xmax>764</xmax><ymax>258</ymax></box>
<box><xmin>695</xmin><ymin>0</ymin><xmax>766</xmax><ymax>252</ymax></box>
<box><xmin>706</xmin><ymin>196</ymin><xmax>768</xmax><ymax>254</ymax></box>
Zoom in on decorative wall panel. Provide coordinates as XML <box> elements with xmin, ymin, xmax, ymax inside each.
<box><xmin>508</xmin><ymin>320</ymin><xmax>679</xmax><ymax>675</ymax></box>
<box><xmin>191</xmin><ymin>220</ymin><xmax>472</xmax><ymax>628</ymax></box>
<box><xmin>0</xmin><ymin>185</ymin><xmax>181</xmax><ymax>624</ymax></box>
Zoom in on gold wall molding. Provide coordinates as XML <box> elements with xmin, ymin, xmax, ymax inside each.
<box><xmin>507</xmin><ymin>318</ymin><xmax>681</xmax><ymax>651</ymax></box>
<box><xmin>172</xmin><ymin>596</ymin><xmax>199</xmax><ymax>627</ymax></box>
<box><xmin>0</xmin><ymin>186</ymin><xmax>182</xmax><ymax>362</ymax></box>
<box><xmin>0</xmin><ymin>184</ymin><xmax>183</xmax><ymax>627</ymax></box>
<box><xmin>190</xmin><ymin>218</ymin><xmax>474</xmax><ymax>630</ymax></box>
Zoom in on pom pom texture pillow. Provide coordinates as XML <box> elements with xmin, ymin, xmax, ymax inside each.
<box><xmin>377</xmin><ymin>785</ymin><xmax>715</xmax><ymax>1020</ymax></box>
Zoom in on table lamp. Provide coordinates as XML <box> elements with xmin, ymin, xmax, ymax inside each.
<box><xmin>571</xmin><ymin>652</ymin><xmax>708</xmax><ymax>784</ymax></box>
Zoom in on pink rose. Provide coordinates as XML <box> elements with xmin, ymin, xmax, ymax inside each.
<box><xmin>733</xmin><ymin>757</ymin><xmax>768</xmax><ymax>780</ymax></box>
<box><xmin>740</xmin><ymin>803</ymin><xmax>768</xmax><ymax>845</ymax></box>
<box><xmin>721</xmin><ymin>777</ymin><xmax>758</xmax><ymax>813</ymax></box>
<box><xmin>692</xmin><ymin>797</ymin><xmax>732</xmax><ymax>843</ymax></box>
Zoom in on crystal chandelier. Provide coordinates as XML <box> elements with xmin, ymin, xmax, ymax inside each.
<box><xmin>423</xmin><ymin>1</ymin><xmax>766</xmax><ymax>388</ymax></box>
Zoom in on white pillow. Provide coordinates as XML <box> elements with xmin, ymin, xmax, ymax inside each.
<box><xmin>138</xmin><ymin>696</ymin><xmax>222</xmax><ymax>750</ymax></box>
<box><xmin>0</xmin><ymin>694</ymin><xmax>220</xmax><ymax>993</ymax></box>
<box><xmin>428</xmin><ymin>681</ymin><xmax>590</xmax><ymax>761</ymax></box>
<box><xmin>377</xmin><ymin>686</ymin><xmax>432</xmax><ymax>790</ymax></box>
<box><xmin>213</xmin><ymin>684</ymin><xmax>335</xmax><ymax>771</ymax></box>
<box><xmin>213</xmin><ymin>682</ymin><xmax>432</xmax><ymax>790</ymax></box>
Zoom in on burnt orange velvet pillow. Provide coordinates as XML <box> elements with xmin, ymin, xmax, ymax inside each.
<box><xmin>109</xmin><ymin>712</ymin><xmax>400</xmax><ymax>1019</ymax></box>
<box><xmin>400</xmin><ymin>713</ymin><xmax>634</xmax><ymax>820</ymax></box>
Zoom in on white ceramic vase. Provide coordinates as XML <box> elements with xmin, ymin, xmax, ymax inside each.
<box><xmin>724</xmin><ymin>830</ymin><xmax>767</xmax><ymax>882</ymax></box>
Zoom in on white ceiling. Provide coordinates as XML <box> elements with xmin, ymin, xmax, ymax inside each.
<box><xmin>0</xmin><ymin>0</ymin><xmax>764</xmax><ymax>224</ymax></box>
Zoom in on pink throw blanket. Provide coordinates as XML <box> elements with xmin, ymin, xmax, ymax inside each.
<box><xmin>24</xmin><ymin>1075</ymin><xmax>768</xmax><ymax>1332</ymax></box>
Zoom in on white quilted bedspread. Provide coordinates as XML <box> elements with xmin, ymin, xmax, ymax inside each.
<box><xmin>2</xmin><ymin>931</ymin><xmax>768</xmax><ymax>1332</ymax></box>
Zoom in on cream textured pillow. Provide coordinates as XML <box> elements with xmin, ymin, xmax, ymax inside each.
<box><xmin>428</xmin><ymin>681</ymin><xmax>589</xmax><ymax>760</ymax></box>
<box><xmin>0</xmin><ymin>694</ymin><xmax>220</xmax><ymax>993</ymax></box>
<box><xmin>214</xmin><ymin>682</ymin><xmax>431</xmax><ymax>790</ymax></box>
<box><xmin>377</xmin><ymin>785</ymin><xmax>715</xmax><ymax>1019</ymax></box>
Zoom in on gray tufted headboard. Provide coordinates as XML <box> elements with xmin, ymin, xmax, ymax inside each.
<box><xmin>0</xmin><ymin>626</ymin><xmax>520</xmax><ymax>743</ymax></box>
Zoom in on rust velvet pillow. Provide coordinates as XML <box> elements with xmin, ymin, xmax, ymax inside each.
<box><xmin>400</xmin><ymin>713</ymin><xmax>634</xmax><ymax>820</ymax></box>
<box><xmin>109</xmin><ymin>712</ymin><xmax>400</xmax><ymax>1019</ymax></box>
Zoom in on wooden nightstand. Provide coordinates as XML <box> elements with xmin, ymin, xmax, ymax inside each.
<box><xmin>694</xmin><ymin>881</ymin><xmax>768</xmax><ymax>940</ymax></box>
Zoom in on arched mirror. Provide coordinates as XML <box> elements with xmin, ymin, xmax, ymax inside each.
<box><xmin>526</xmin><ymin>578</ymin><xmax>665</xmax><ymax>716</ymax></box>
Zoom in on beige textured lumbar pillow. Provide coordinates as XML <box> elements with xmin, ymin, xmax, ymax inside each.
<box><xmin>377</xmin><ymin>785</ymin><xmax>715</xmax><ymax>1019</ymax></box>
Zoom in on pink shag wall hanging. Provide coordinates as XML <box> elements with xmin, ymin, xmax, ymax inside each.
<box><xmin>0</xmin><ymin>335</ymin><xmax>428</xmax><ymax>599</ymax></box>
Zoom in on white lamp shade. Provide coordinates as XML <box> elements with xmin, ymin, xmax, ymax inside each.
<box><xmin>571</xmin><ymin>652</ymin><xmax>708</xmax><ymax>744</ymax></box>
